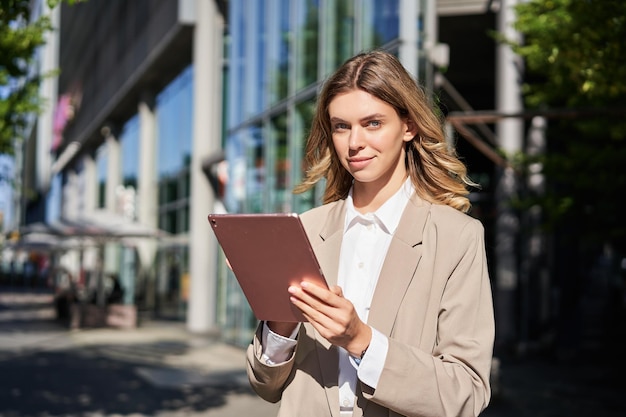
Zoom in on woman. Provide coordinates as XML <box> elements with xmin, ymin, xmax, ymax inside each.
<box><xmin>246</xmin><ymin>49</ymin><xmax>495</xmax><ymax>417</ymax></box>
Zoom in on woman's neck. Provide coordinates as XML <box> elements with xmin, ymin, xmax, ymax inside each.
<box><xmin>352</xmin><ymin>176</ymin><xmax>408</xmax><ymax>214</ymax></box>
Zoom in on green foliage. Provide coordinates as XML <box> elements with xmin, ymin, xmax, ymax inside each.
<box><xmin>506</xmin><ymin>0</ymin><xmax>626</xmax><ymax>252</ymax></box>
<box><xmin>0</xmin><ymin>0</ymin><xmax>49</xmax><ymax>153</ymax></box>
<box><xmin>513</xmin><ymin>0</ymin><xmax>626</xmax><ymax>108</ymax></box>
<box><xmin>0</xmin><ymin>0</ymin><xmax>81</xmax><ymax>154</ymax></box>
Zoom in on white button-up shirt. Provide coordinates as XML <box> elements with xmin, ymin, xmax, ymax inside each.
<box><xmin>337</xmin><ymin>179</ymin><xmax>413</xmax><ymax>412</ymax></box>
<box><xmin>262</xmin><ymin>179</ymin><xmax>414</xmax><ymax>414</ymax></box>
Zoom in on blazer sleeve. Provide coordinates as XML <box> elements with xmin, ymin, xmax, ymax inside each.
<box><xmin>362</xmin><ymin>218</ymin><xmax>495</xmax><ymax>417</ymax></box>
<box><xmin>246</xmin><ymin>321</ymin><xmax>296</xmax><ymax>403</ymax></box>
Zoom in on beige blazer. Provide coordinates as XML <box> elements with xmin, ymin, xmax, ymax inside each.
<box><xmin>246</xmin><ymin>193</ymin><xmax>495</xmax><ymax>417</ymax></box>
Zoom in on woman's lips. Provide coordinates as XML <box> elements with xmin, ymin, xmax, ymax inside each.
<box><xmin>348</xmin><ymin>156</ymin><xmax>374</xmax><ymax>169</ymax></box>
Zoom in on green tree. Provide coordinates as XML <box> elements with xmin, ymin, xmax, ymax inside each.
<box><xmin>509</xmin><ymin>0</ymin><xmax>626</xmax><ymax>254</ymax></box>
<box><xmin>0</xmin><ymin>0</ymin><xmax>79</xmax><ymax>155</ymax></box>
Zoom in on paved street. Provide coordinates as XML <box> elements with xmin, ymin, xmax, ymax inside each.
<box><xmin>1</xmin><ymin>287</ymin><xmax>625</xmax><ymax>417</ymax></box>
<box><xmin>483</xmin><ymin>352</ymin><xmax>626</xmax><ymax>417</ymax></box>
<box><xmin>0</xmin><ymin>289</ymin><xmax>279</xmax><ymax>417</ymax></box>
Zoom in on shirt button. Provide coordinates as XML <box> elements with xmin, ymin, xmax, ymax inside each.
<box><xmin>342</xmin><ymin>399</ymin><xmax>350</xmax><ymax>407</ymax></box>
<box><xmin>357</xmin><ymin>262</ymin><xmax>364</xmax><ymax>268</ymax></box>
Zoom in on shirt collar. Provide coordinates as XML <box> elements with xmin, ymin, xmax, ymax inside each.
<box><xmin>344</xmin><ymin>178</ymin><xmax>414</xmax><ymax>234</ymax></box>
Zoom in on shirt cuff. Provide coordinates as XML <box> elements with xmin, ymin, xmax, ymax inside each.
<box><xmin>356</xmin><ymin>327</ymin><xmax>388</xmax><ymax>389</ymax></box>
<box><xmin>261</xmin><ymin>321</ymin><xmax>300</xmax><ymax>365</ymax></box>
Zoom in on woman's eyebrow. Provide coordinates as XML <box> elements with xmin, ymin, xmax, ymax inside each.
<box><xmin>359</xmin><ymin>113</ymin><xmax>386</xmax><ymax>122</ymax></box>
<box><xmin>330</xmin><ymin>113</ymin><xmax>387</xmax><ymax>123</ymax></box>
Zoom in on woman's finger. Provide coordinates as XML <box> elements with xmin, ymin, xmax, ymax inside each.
<box><xmin>330</xmin><ymin>285</ymin><xmax>343</xmax><ymax>297</ymax></box>
<box><xmin>290</xmin><ymin>294</ymin><xmax>334</xmax><ymax>329</ymax></box>
<box><xmin>300</xmin><ymin>281</ymin><xmax>343</xmax><ymax>306</ymax></box>
<box><xmin>289</xmin><ymin>285</ymin><xmax>331</xmax><ymax>318</ymax></box>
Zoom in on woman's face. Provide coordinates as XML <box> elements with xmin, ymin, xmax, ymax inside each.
<box><xmin>329</xmin><ymin>89</ymin><xmax>415</xmax><ymax>195</ymax></box>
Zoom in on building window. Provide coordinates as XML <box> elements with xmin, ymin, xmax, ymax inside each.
<box><xmin>156</xmin><ymin>65</ymin><xmax>193</xmax><ymax>234</ymax></box>
<box><xmin>119</xmin><ymin>115</ymin><xmax>139</xmax><ymax>219</ymax></box>
<box><xmin>246</xmin><ymin>124</ymin><xmax>266</xmax><ymax>213</ymax></box>
<box><xmin>293</xmin><ymin>98</ymin><xmax>319</xmax><ymax>212</ymax></box>
<box><xmin>268</xmin><ymin>0</ymin><xmax>291</xmax><ymax>103</ymax></box>
<box><xmin>362</xmin><ymin>0</ymin><xmax>399</xmax><ymax>49</ymax></box>
<box><xmin>222</xmin><ymin>0</ymin><xmax>404</xmax><ymax>346</ymax></box>
<box><xmin>295</xmin><ymin>0</ymin><xmax>319</xmax><ymax>91</ymax></box>
<box><xmin>96</xmin><ymin>145</ymin><xmax>108</xmax><ymax>209</ymax></box>
<box><xmin>121</xmin><ymin>115</ymin><xmax>139</xmax><ymax>190</ymax></box>
<box><xmin>270</xmin><ymin>112</ymin><xmax>289</xmax><ymax>212</ymax></box>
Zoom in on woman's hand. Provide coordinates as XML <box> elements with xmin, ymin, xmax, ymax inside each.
<box><xmin>288</xmin><ymin>281</ymin><xmax>371</xmax><ymax>358</ymax></box>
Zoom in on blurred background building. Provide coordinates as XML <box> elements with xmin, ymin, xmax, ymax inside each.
<box><xmin>4</xmin><ymin>0</ymin><xmax>542</xmax><ymax>350</ymax></box>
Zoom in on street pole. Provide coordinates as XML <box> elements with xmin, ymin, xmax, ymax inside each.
<box><xmin>494</xmin><ymin>0</ymin><xmax>524</xmax><ymax>350</ymax></box>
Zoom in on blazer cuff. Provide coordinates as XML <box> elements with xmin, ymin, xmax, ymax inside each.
<box><xmin>261</xmin><ymin>321</ymin><xmax>300</xmax><ymax>365</ymax></box>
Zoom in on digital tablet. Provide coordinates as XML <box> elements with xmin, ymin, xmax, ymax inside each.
<box><xmin>208</xmin><ymin>213</ymin><xmax>328</xmax><ymax>322</ymax></box>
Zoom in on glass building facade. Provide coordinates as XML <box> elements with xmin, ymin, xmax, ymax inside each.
<box><xmin>152</xmin><ymin>65</ymin><xmax>194</xmax><ymax>320</ymax></box>
<box><xmin>220</xmin><ymin>0</ymin><xmax>408</xmax><ymax>345</ymax></box>
<box><xmin>9</xmin><ymin>0</ymin><xmax>506</xmax><ymax>347</ymax></box>
<box><xmin>89</xmin><ymin>65</ymin><xmax>195</xmax><ymax>321</ymax></box>
<box><xmin>36</xmin><ymin>0</ymin><xmax>493</xmax><ymax>345</ymax></box>
<box><xmin>156</xmin><ymin>65</ymin><xmax>193</xmax><ymax>236</ymax></box>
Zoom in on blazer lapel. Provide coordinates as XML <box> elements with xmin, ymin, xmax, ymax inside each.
<box><xmin>367</xmin><ymin>194</ymin><xmax>430</xmax><ymax>336</ymax></box>
<box><xmin>308</xmin><ymin>196</ymin><xmax>431</xmax><ymax>417</ymax></box>
<box><xmin>312</xmin><ymin>199</ymin><xmax>346</xmax><ymax>289</ymax></box>
<box><xmin>308</xmin><ymin>200</ymin><xmax>346</xmax><ymax>417</ymax></box>
<box><xmin>356</xmin><ymin>194</ymin><xmax>431</xmax><ymax>417</ymax></box>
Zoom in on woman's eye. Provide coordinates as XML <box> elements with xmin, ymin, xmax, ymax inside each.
<box><xmin>368</xmin><ymin>120</ymin><xmax>381</xmax><ymax>128</ymax></box>
<box><xmin>333</xmin><ymin>123</ymin><xmax>349</xmax><ymax>131</ymax></box>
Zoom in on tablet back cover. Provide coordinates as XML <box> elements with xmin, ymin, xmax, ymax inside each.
<box><xmin>208</xmin><ymin>213</ymin><xmax>327</xmax><ymax>322</ymax></box>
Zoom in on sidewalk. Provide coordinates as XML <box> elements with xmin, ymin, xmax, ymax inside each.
<box><xmin>67</xmin><ymin>321</ymin><xmax>281</xmax><ymax>417</ymax></box>
<box><xmin>73</xmin><ymin>319</ymin><xmax>626</xmax><ymax>417</ymax></box>
<box><xmin>2</xmin><ymin>289</ymin><xmax>625</xmax><ymax>416</ymax></box>
<box><xmin>0</xmin><ymin>289</ymin><xmax>279</xmax><ymax>417</ymax></box>
<box><xmin>0</xmin><ymin>290</ymin><xmax>253</xmax><ymax>379</ymax></box>
<box><xmin>69</xmin><ymin>321</ymin><xmax>252</xmax><ymax>388</ymax></box>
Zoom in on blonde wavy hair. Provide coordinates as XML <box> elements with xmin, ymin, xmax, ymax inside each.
<box><xmin>293</xmin><ymin>49</ymin><xmax>476</xmax><ymax>213</ymax></box>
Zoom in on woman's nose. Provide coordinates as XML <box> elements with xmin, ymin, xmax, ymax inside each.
<box><xmin>348</xmin><ymin>127</ymin><xmax>364</xmax><ymax>150</ymax></box>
